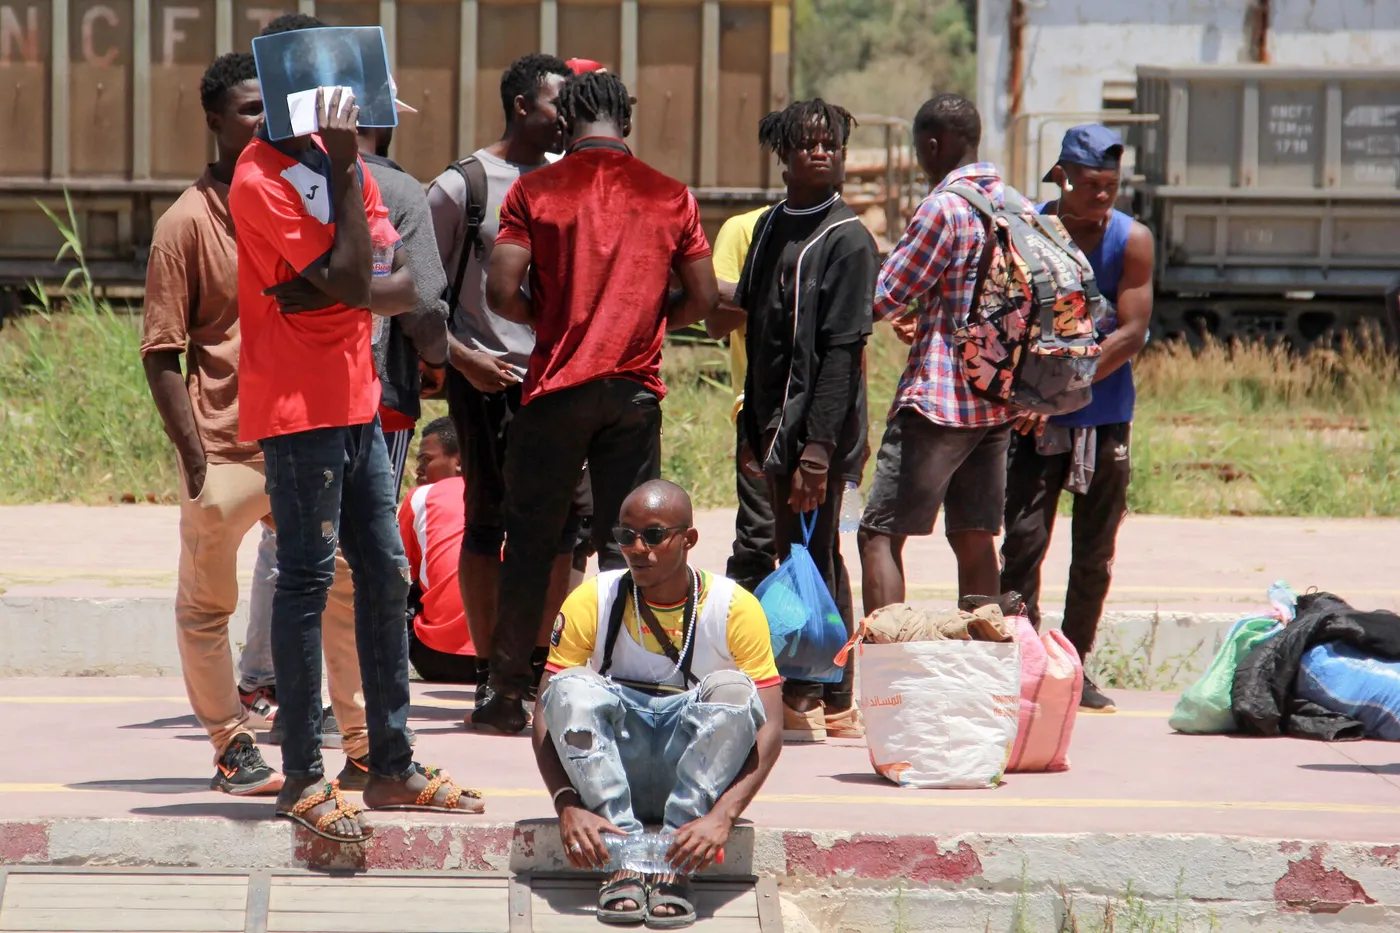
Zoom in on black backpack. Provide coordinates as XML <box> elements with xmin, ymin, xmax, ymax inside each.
<box><xmin>442</xmin><ymin>155</ymin><xmax>490</xmax><ymax>310</ymax></box>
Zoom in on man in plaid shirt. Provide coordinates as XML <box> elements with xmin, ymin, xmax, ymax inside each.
<box><xmin>858</xmin><ymin>94</ymin><xmax>1016</xmax><ymax>614</ymax></box>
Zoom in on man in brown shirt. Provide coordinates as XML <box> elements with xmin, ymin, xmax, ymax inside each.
<box><xmin>140</xmin><ymin>52</ymin><xmax>367</xmax><ymax>795</ymax></box>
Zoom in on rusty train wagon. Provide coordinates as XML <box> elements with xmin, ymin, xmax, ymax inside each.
<box><xmin>0</xmin><ymin>0</ymin><xmax>791</xmax><ymax>312</ymax></box>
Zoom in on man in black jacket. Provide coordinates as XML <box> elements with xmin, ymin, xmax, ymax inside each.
<box><xmin>737</xmin><ymin>99</ymin><xmax>879</xmax><ymax>744</ymax></box>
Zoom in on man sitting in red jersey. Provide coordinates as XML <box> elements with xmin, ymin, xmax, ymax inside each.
<box><xmin>400</xmin><ymin>418</ymin><xmax>476</xmax><ymax>683</ymax></box>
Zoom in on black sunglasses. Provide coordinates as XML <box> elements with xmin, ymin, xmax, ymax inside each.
<box><xmin>612</xmin><ymin>525</ymin><xmax>689</xmax><ymax>548</ymax></box>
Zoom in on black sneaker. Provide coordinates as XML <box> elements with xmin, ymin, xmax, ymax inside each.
<box><xmin>335</xmin><ymin>754</ymin><xmax>370</xmax><ymax>792</ymax></box>
<box><xmin>468</xmin><ymin>690</ymin><xmax>530</xmax><ymax>734</ymax></box>
<box><xmin>211</xmin><ymin>734</ymin><xmax>284</xmax><ymax>796</ymax></box>
<box><xmin>1080</xmin><ymin>677</ymin><xmax>1117</xmax><ymax>713</ymax></box>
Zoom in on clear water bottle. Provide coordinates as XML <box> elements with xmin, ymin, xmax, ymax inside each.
<box><xmin>602</xmin><ymin>832</ymin><xmax>676</xmax><ymax>873</ymax></box>
<box><xmin>370</xmin><ymin>207</ymin><xmax>394</xmax><ymax>340</ymax></box>
<box><xmin>838</xmin><ymin>481</ymin><xmax>862</xmax><ymax>534</ymax></box>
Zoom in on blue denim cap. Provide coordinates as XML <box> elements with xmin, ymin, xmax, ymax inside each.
<box><xmin>1043</xmin><ymin>124</ymin><xmax>1124</xmax><ymax>181</ymax></box>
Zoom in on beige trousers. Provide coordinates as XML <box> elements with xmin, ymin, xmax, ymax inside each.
<box><xmin>176</xmin><ymin>460</ymin><xmax>368</xmax><ymax>763</ymax></box>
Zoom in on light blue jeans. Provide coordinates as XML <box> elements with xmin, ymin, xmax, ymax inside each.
<box><xmin>237</xmin><ymin>525</ymin><xmax>278</xmax><ymax>691</ymax></box>
<box><xmin>542</xmin><ymin>667</ymin><xmax>765</xmax><ymax>834</ymax></box>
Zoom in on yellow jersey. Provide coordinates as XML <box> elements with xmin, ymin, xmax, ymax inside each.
<box><xmin>712</xmin><ymin>206</ymin><xmax>770</xmax><ymax>409</ymax></box>
<box><xmin>546</xmin><ymin>570</ymin><xmax>781</xmax><ymax>689</ymax></box>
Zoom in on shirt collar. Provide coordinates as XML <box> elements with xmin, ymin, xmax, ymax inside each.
<box><xmin>361</xmin><ymin>151</ymin><xmax>406</xmax><ymax>173</ymax></box>
<box><xmin>567</xmin><ymin>135</ymin><xmax>632</xmax><ymax>157</ymax></box>
<box><xmin>197</xmin><ymin>167</ymin><xmax>234</xmax><ymax>236</ymax></box>
<box><xmin>934</xmin><ymin>161</ymin><xmax>1001</xmax><ymax>192</ymax></box>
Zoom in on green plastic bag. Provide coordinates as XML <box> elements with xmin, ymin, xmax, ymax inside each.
<box><xmin>1169</xmin><ymin>617</ymin><xmax>1282</xmax><ymax>734</ymax></box>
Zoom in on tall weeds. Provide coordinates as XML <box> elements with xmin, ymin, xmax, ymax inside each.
<box><xmin>1</xmin><ymin>204</ymin><xmax>1397</xmax><ymax>514</ymax></box>
<box><xmin>0</xmin><ymin>195</ymin><xmax>176</xmax><ymax>503</ymax></box>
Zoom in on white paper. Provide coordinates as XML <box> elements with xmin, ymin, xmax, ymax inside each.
<box><xmin>285</xmin><ymin>85</ymin><xmax>355</xmax><ymax>137</ymax></box>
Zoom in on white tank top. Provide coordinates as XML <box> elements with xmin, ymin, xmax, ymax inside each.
<box><xmin>587</xmin><ymin>569</ymin><xmax>740</xmax><ymax>689</ymax></box>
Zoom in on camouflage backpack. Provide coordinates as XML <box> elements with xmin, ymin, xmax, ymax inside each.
<box><xmin>946</xmin><ymin>183</ymin><xmax>1104</xmax><ymax>416</ymax></box>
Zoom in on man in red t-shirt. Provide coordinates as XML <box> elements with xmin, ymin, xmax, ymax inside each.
<box><xmin>230</xmin><ymin>58</ymin><xmax>482</xmax><ymax>838</ymax></box>
<box><xmin>478</xmin><ymin>70</ymin><xmax>718</xmax><ymax>732</ymax></box>
<box><xmin>399</xmin><ymin>418</ymin><xmax>475</xmax><ymax>683</ymax></box>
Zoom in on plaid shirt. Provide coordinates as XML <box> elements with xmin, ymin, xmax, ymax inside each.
<box><xmin>874</xmin><ymin>162</ymin><xmax>1010</xmax><ymax>428</ymax></box>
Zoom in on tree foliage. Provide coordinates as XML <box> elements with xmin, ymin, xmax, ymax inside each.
<box><xmin>794</xmin><ymin>0</ymin><xmax>976</xmax><ymax>123</ymax></box>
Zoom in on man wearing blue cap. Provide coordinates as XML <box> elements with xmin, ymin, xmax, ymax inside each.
<box><xmin>999</xmin><ymin>124</ymin><xmax>1154</xmax><ymax>713</ymax></box>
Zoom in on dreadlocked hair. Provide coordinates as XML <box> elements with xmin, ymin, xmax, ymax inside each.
<box><xmin>200</xmin><ymin>52</ymin><xmax>258</xmax><ymax>114</ymax></box>
<box><xmin>557</xmin><ymin>71</ymin><xmax>632</xmax><ymax>130</ymax></box>
<box><xmin>757</xmin><ymin>99</ymin><xmax>856</xmax><ymax>158</ymax></box>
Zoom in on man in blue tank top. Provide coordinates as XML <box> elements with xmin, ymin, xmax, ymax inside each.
<box><xmin>1000</xmin><ymin>125</ymin><xmax>1155</xmax><ymax>713</ymax></box>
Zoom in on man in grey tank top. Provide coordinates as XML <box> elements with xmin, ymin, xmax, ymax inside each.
<box><xmin>427</xmin><ymin>54</ymin><xmax>584</xmax><ymax>704</ymax></box>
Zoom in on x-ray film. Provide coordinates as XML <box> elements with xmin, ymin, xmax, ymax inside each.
<box><xmin>252</xmin><ymin>26</ymin><xmax>397</xmax><ymax>141</ymax></box>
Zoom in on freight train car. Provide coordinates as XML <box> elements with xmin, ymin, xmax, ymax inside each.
<box><xmin>0</xmin><ymin>0</ymin><xmax>792</xmax><ymax>315</ymax></box>
<box><xmin>1135</xmin><ymin>65</ymin><xmax>1400</xmax><ymax>343</ymax></box>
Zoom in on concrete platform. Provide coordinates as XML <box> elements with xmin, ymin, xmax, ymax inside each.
<box><xmin>6</xmin><ymin>504</ymin><xmax>1400</xmax><ymax>681</ymax></box>
<box><xmin>3</xmin><ymin>678</ymin><xmax>1399</xmax><ymax>930</ymax></box>
<box><xmin>5</xmin><ymin>504</ymin><xmax>1399</xmax><ymax>613</ymax></box>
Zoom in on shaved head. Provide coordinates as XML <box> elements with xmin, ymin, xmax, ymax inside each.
<box><xmin>621</xmin><ymin>479</ymin><xmax>693</xmax><ymax>527</ymax></box>
<box><xmin>616</xmin><ymin>480</ymin><xmax>697</xmax><ymax>594</ymax></box>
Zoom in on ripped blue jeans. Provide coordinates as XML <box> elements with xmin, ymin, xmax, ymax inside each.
<box><xmin>261</xmin><ymin>419</ymin><xmax>413</xmax><ymax>781</ymax></box>
<box><xmin>541</xmin><ymin>667</ymin><xmax>765</xmax><ymax>834</ymax></box>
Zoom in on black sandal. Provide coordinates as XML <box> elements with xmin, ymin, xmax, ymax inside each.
<box><xmin>645</xmin><ymin>876</ymin><xmax>696</xmax><ymax>930</ymax></box>
<box><xmin>598</xmin><ymin>872</ymin><xmax>648</xmax><ymax>926</ymax></box>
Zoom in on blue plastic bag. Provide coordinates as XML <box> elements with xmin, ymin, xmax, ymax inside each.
<box><xmin>755</xmin><ymin>513</ymin><xmax>847</xmax><ymax>683</ymax></box>
<box><xmin>1297</xmin><ymin>642</ymin><xmax>1400</xmax><ymax>741</ymax></box>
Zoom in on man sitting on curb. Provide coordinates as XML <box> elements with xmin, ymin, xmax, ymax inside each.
<box><xmin>533</xmin><ymin>480</ymin><xmax>782</xmax><ymax>929</ymax></box>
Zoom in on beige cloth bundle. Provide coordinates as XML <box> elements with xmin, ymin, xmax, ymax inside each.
<box><xmin>862</xmin><ymin>602</ymin><xmax>1014</xmax><ymax>645</ymax></box>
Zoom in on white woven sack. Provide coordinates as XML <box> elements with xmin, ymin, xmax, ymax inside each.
<box><xmin>859</xmin><ymin>640</ymin><xmax>1021</xmax><ymax>788</ymax></box>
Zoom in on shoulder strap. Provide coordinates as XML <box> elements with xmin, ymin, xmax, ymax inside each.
<box><xmin>444</xmin><ymin>156</ymin><xmax>489</xmax><ymax>311</ymax></box>
<box><xmin>968</xmin><ymin>213</ymin><xmax>996</xmax><ymax>326</ymax></box>
<box><xmin>945</xmin><ymin>184</ymin><xmax>1003</xmax><ymax>326</ymax></box>
<box><xmin>945</xmin><ymin>183</ymin><xmax>996</xmax><ymax>219</ymax></box>
<box><xmin>598</xmin><ymin>574</ymin><xmax>632</xmax><ymax>679</ymax></box>
<box><xmin>598</xmin><ymin>571</ymin><xmax>700</xmax><ymax>687</ymax></box>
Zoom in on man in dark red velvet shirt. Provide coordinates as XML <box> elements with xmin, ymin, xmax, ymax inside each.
<box><xmin>479</xmin><ymin>70</ymin><xmax>718</xmax><ymax>732</ymax></box>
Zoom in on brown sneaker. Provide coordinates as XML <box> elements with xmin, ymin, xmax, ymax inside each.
<box><xmin>782</xmin><ymin>703</ymin><xmax>826</xmax><ymax>743</ymax></box>
<box><xmin>825</xmin><ymin>706</ymin><xmax>865</xmax><ymax>740</ymax></box>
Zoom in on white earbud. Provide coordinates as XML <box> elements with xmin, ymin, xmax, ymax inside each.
<box><xmin>1062</xmin><ymin>178</ymin><xmax>1075</xmax><ymax>193</ymax></box>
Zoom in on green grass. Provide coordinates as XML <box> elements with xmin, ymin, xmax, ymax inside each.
<box><xmin>0</xmin><ymin>197</ymin><xmax>178</xmax><ymax>504</ymax></box>
<box><xmin>3</xmin><ymin>204</ymin><xmax>1398</xmax><ymax>513</ymax></box>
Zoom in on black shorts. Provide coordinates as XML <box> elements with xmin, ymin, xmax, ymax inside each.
<box><xmin>445</xmin><ymin>366</ymin><xmax>583</xmax><ymax>556</ymax></box>
<box><xmin>861</xmin><ymin>410</ymin><xmax>1011</xmax><ymax>538</ymax></box>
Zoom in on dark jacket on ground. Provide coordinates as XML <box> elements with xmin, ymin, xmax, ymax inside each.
<box><xmin>363</xmin><ymin>153</ymin><xmax>450</xmax><ymax>421</ymax></box>
<box><xmin>1232</xmin><ymin>591</ymin><xmax>1400</xmax><ymax>740</ymax></box>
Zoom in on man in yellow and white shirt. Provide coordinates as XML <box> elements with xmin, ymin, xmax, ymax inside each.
<box><xmin>532</xmin><ymin>479</ymin><xmax>783</xmax><ymax>926</ymax></box>
<box><xmin>707</xmin><ymin>206</ymin><xmax>777</xmax><ymax>595</ymax></box>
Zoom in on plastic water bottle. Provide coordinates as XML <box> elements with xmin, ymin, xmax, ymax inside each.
<box><xmin>838</xmin><ymin>481</ymin><xmax>862</xmax><ymax>534</ymax></box>
<box><xmin>370</xmin><ymin>210</ymin><xmax>394</xmax><ymax>341</ymax></box>
<box><xmin>602</xmin><ymin>832</ymin><xmax>676</xmax><ymax>873</ymax></box>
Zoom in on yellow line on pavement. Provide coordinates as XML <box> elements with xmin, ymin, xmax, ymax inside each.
<box><xmin>1</xmin><ymin>784</ymin><xmax>1394</xmax><ymax>818</ymax></box>
<box><xmin>0</xmin><ymin>696</ymin><xmax>188</xmax><ymax>704</ymax></box>
<box><xmin>0</xmin><ymin>697</ymin><xmax>1174</xmax><ymax>719</ymax></box>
